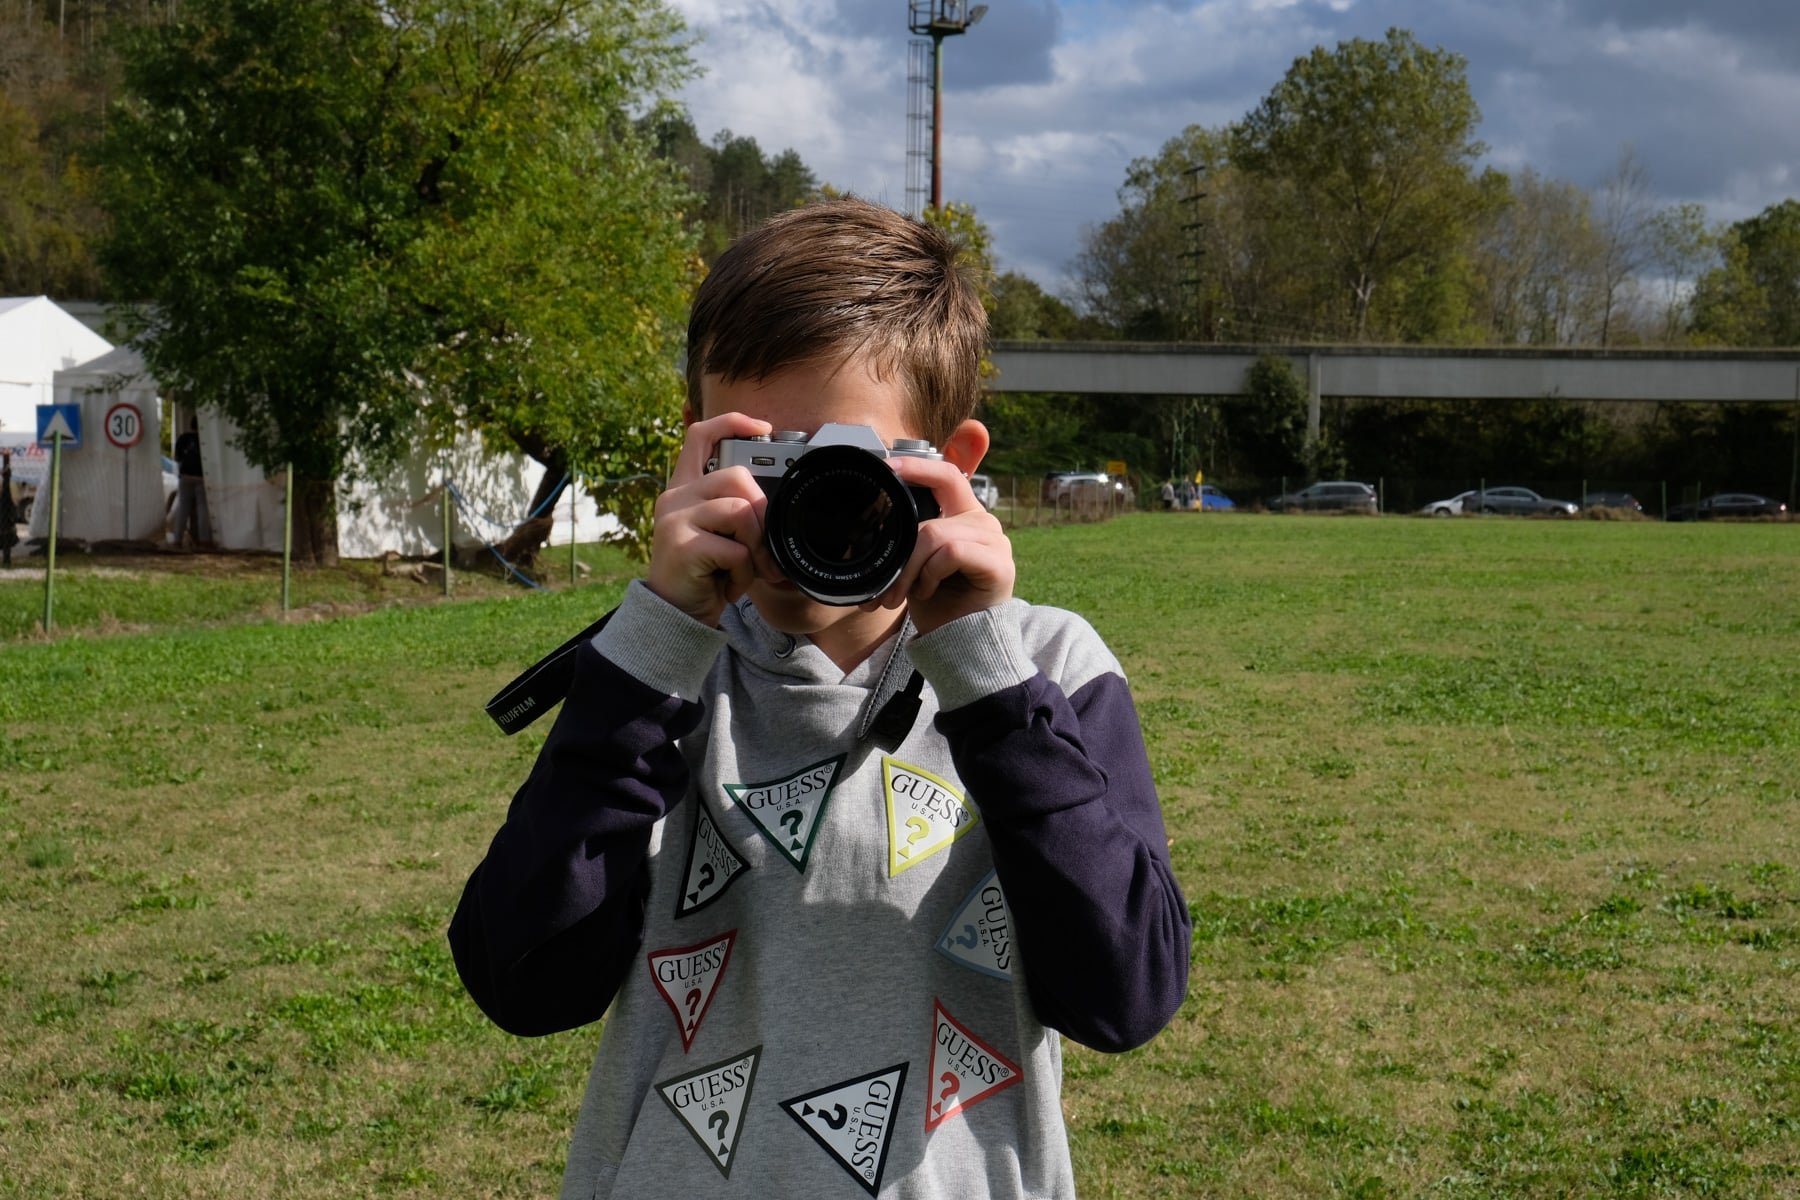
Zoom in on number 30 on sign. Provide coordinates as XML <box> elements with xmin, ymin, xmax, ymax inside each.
<box><xmin>105</xmin><ymin>403</ymin><xmax>143</xmax><ymax>449</ymax></box>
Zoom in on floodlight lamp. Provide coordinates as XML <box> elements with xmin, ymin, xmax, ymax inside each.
<box><xmin>968</xmin><ymin>4</ymin><xmax>988</xmax><ymax>26</ymax></box>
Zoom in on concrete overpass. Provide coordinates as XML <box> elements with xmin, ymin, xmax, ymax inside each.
<box><xmin>987</xmin><ymin>341</ymin><xmax>1800</xmax><ymax>439</ymax></box>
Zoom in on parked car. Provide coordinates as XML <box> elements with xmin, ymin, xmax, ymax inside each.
<box><xmin>1042</xmin><ymin>470</ymin><xmax>1135</xmax><ymax>507</ymax></box>
<box><xmin>1467</xmin><ymin>486</ymin><xmax>1578</xmax><ymax>517</ymax></box>
<box><xmin>1196</xmin><ymin>483</ymin><xmax>1235</xmax><ymax>511</ymax></box>
<box><xmin>1666</xmin><ymin>492</ymin><xmax>1788</xmax><ymax>521</ymax></box>
<box><xmin>1581</xmin><ymin>491</ymin><xmax>1642</xmax><ymax>513</ymax></box>
<box><xmin>1421</xmin><ymin>489</ymin><xmax>1477</xmax><ymax>517</ymax></box>
<box><xmin>969</xmin><ymin>473</ymin><xmax>999</xmax><ymax>511</ymax></box>
<box><xmin>1267</xmin><ymin>480</ymin><xmax>1379</xmax><ymax>514</ymax></box>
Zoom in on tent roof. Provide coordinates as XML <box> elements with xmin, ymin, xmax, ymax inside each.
<box><xmin>59</xmin><ymin>344</ymin><xmax>151</xmax><ymax>382</ymax></box>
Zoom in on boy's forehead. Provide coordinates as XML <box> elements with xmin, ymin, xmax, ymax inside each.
<box><xmin>698</xmin><ymin>359</ymin><xmax>921</xmax><ymax>436</ymax></box>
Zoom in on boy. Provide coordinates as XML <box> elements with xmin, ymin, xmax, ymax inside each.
<box><xmin>450</xmin><ymin>197</ymin><xmax>1191</xmax><ymax>1198</ymax></box>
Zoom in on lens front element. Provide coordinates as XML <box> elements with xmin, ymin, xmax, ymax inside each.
<box><xmin>765</xmin><ymin>445</ymin><xmax>920</xmax><ymax>605</ymax></box>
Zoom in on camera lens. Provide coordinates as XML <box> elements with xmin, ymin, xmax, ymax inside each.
<box><xmin>765</xmin><ymin>445</ymin><xmax>921</xmax><ymax>605</ymax></box>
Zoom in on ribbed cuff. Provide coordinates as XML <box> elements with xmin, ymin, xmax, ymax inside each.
<box><xmin>590</xmin><ymin>580</ymin><xmax>729</xmax><ymax>702</ymax></box>
<box><xmin>907</xmin><ymin>601</ymin><xmax>1035</xmax><ymax>712</ymax></box>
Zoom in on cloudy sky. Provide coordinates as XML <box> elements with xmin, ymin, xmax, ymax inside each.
<box><xmin>665</xmin><ymin>0</ymin><xmax>1800</xmax><ymax>293</ymax></box>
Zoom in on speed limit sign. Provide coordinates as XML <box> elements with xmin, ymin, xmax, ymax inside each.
<box><xmin>105</xmin><ymin>402</ymin><xmax>144</xmax><ymax>449</ymax></box>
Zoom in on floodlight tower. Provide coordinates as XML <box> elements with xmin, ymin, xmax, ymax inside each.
<box><xmin>907</xmin><ymin>0</ymin><xmax>986</xmax><ymax>213</ymax></box>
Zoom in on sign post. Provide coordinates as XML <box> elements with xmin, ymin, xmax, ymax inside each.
<box><xmin>36</xmin><ymin>404</ymin><xmax>81</xmax><ymax>633</ymax></box>
<box><xmin>43</xmin><ymin>431</ymin><xmax>61</xmax><ymax>631</ymax></box>
<box><xmin>105</xmin><ymin>402</ymin><xmax>144</xmax><ymax>540</ymax></box>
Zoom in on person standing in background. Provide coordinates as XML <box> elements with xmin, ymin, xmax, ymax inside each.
<box><xmin>167</xmin><ymin>416</ymin><xmax>211</xmax><ymax>548</ymax></box>
<box><xmin>1</xmin><ymin>449</ymin><xmax>20</xmax><ymax>566</ymax></box>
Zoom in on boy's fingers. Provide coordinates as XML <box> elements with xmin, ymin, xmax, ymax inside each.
<box><xmin>669</xmin><ymin>412</ymin><xmax>773</xmax><ymax>489</ymax></box>
<box><xmin>887</xmin><ymin>456</ymin><xmax>981</xmax><ymax>518</ymax></box>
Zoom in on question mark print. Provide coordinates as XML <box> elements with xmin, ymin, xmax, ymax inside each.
<box><xmin>900</xmin><ymin>815</ymin><xmax>931</xmax><ymax>858</ymax></box>
<box><xmin>708</xmin><ymin>1109</ymin><xmax>730</xmax><ymax>1155</ymax></box>
<box><xmin>820</xmin><ymin>1103</ymin><xmax>848</xmax><ymax>1130</ymax></box>
<box><xmin>935</xmin><ymin>1071</ymin><xmax>961</xmax><ymax>1115</ymax></box>
<box><xmin>687</xmin><ymin>862</ymin><xmax>716</xmax><ymax>905</ymax></box>
<box><xmin>684</xmin><ymin>987</ymin><xmax>702</xmax><ymax>1021</ymax></box>
<box><xmin>952</xmin><ymin>923</ymin><xmax>980</xmax><ymax>949</ymax></box>
<box><xmin>779</xmin><ymin>809</ymin><xmax>804</xmax><ymax>848</ymax></box>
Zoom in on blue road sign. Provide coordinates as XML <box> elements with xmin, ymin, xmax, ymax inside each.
<box><xmin>37</xmin><ymin>403</ymin><xmax>82</xmax><ymax>447</ymax></box>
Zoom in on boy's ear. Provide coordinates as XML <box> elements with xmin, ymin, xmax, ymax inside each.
<box><xmin>940</xmin><ymin>419</ymin><xmax>989</xmax><ymax>476</ymax></box>
<box><xmin>682</xmin><ymin>401</ymin><xmax>701</xmax><ymax>428</ymax></box>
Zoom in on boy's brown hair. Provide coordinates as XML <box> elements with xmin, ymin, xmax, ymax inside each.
<box><xmin>686</xmin><ymin>196</ymin><xmax>987</xmax><ymax>449</ymax></box>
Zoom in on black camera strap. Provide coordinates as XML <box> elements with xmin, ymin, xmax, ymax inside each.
<box><xmin>484</xmin><ymin>608</ymin><xmax>617</xmax><ymax>735</ymax></box>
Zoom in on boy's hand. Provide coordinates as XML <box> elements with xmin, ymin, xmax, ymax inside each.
<box><xmin>867</xmin><ymin>457</ymin><xmax>1015</xmax><ymax>635</ymax></box>
<box><xmin>647</xmin><ymin>412</ymin><xmax>776</xmax><ymax>627</ymax></box>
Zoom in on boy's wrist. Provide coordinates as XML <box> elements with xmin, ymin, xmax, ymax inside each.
<box><xmin>907</xmin><ymin>600</ymin><xmax>1035</xmax><ymax>712</ymax></box>
<box><xmin>591</xmin><ymin>580</ymin><xmax>729</xmax><ymax>702</ymax></box>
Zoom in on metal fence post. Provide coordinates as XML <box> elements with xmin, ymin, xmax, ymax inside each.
<box><xmin>281</xmin><ymin>464</ymin><xmax>293</xmax><ymax>614</ymax></box>
<box><xmin>442</xmin><ymin>476</ymin><xmax>452</xmax><ymax>598</ymax></box>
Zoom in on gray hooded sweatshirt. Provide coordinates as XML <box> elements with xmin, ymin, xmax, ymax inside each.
<box><xmin>450</xmin><ymin>581</ymin><xmax>1191</xmax><ymax>1198</ymax></box>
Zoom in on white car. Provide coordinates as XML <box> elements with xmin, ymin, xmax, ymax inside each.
<box><xmin>1422</xmin><ymin>490</ymin><xmax>1476</xmax><ymax>517</ymax></box>
<box><xmin>969</xmin><ymin>473</ymin><xmax>999</xmax><ymax>511</ymax></box>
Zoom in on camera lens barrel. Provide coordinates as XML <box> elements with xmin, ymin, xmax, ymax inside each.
<box><xmin>764</xmin><ymin>445</ymin><xmax>937</xmax><ymax>605</ymax></box>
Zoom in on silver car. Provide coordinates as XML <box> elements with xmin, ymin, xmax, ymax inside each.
<box><xmin>1467</xmin><ymin>486</ymin><xmax>1577</xmax><ymax>517</ymax></box>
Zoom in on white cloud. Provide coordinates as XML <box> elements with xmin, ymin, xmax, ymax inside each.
<box><xmin>667</xmin><ymin>0</ymin><xmax>1800</xmax><ymax>293</ymax></box>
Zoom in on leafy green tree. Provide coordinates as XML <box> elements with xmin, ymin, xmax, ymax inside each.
<box><xmin>100</xmin><ymin>0</ymin><xmax>696</xmax><ymax>563</ymax></box>
<box><xmin>1692</xmin><ymin>199</ymin><xmax>1800</xmax><ymax>346</ymax></box>
<box><xmin>1230</xmin><ymin>28</ymin><xmax>1500</xmax><ymax>340</ymax></box>
<box><xmin>989</xmin><ymin>271</ymin><xmax>1080</xmax><ymax>341</ymax></box>
<box><xmin>642</xmin><ymin>110</ymin><xmax>818</xmax><ymax>264</ymax></box>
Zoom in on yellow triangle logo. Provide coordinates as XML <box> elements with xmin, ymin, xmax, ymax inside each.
<box><xmin>882</xmin><ymin>756</ymin><xmax>978</xmax><ymax>877</ymax></box>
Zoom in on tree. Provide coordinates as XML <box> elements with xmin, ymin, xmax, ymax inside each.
<box><xmin>1592</xmin><ymin>148</ymin><xmax>1656</xmax><ymax>346</ymax></box>
<box><xmin>1472</xmin><ymin>168</ymin><xmax>1606</xmax><ymax>345</ymax></box>
<box><xmin>1643</xmin><ymin>202</ymin><xmax>1717</xmax><ymax>346</ymax></box>
<box><xmin>1073</xmin><ymin>126</ymin><xmax>1234</xmax><ymax>340</ymax></box>
<box><xmin>989</xmin><ymin>272</ymin><xmax>1080</xmax><ymax>341</ymax></box>
<box><xmin>1229</xmin><ymin>28</ymin><xmax>1499</xmax><ymax>340</ymax></box>
<box><xmin>100</xmin><ymin>0</ymin><xmax>697</xmax><ymax>563</ymax></box>
<box><xmin>641</xmin><ymin>110</ymin><xmax>818</xmax><ymax>264</ymax></box>
<box><xmin>1691</xmin><ymin>199</ymin><xmax>1800</xmax><ymax>346</ymax></box>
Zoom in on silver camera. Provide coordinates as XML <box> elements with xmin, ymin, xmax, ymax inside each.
<box><xmin>706</xmin><ymin>423</ymin><xmax>943</xmax><ymax>605</ymax></box>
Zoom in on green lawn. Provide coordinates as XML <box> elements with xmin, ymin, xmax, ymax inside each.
<box><xmin>2</xmin><ymin>516</ymin><xmax>1796</xmax><ymax>1197</ymax></box>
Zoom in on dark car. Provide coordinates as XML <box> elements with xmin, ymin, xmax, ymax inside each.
<box><xmin>1267</xmin><ymin>480</ymin><xmax>1379</xmax><ymax>514</ymax></box>
<box><xmin>1467</xmin><ymin>486</ymin><xmax>1578</xmax><ymax>517</ymax></box>
<box><xmin>1666</xmin><ymin>492</ymin><xmax>1789</xmax><ymax>522</ymax></box>
<box><xmin>1582</xmin><ymin>491</ymin><xmax>1643</xmax><ymax>513</ymax></box>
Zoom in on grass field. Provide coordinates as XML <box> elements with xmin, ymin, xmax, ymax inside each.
<box><xmin>2</xmin><ymin>516</ymin><xmax>1796</xmax><ymax>1197</ymax></box>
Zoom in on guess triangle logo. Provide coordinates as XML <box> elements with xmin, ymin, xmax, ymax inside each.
<box><xmin>675</xmin><ymin>805</ymin><xmax>749</xmax><ymax>918</ymax></box>
<box><xmin>925</xmin><ymin>1000</ymin><xmax>1021</xmax><ymax>1131</ymax></box>
<box><xmin>934</xmin><ymin>869</ymin><xmax>1013</xmax><ymax>981</ymax></box>
<box><xmin>724</xmin><ymin>755</ymin><xmax>844</xmax><ymax>871</ymax></box>
<box><xmin>779</xmin><ymin>1063</ymin><xmax>909</xmax><ymax>1196</ymax></box>
<box><xmin>655</xmin><ymin>1045</ymin><xmax>761</xmax><ymax>1178</ymax></box>
<box><xmin>883</xmin><ymin>757</ymin><xmax>978</xmax><ymax>877</ymax></box>
<box><xmin>647</xmin><ymin>930</ymin><xmax>737</xmax><ymax>1052</ymax></box>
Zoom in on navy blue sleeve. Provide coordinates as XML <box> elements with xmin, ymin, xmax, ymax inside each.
<box><xmin>936</xmin><ymin>671</ymin><xmax>1191</xmax><ymax>1052</ymax></box>
<box><xmin>448</xmin><ymin>642</ymin><xmax>701</xmax><ymax>1036</ymax></box>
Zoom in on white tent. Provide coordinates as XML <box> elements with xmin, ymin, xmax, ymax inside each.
<box><xmin>0</xmin><ymin>296</ymin><xmax>114</xmax><ymax>487</ymax></box>
<box><xmin>13</xmin><ymin>301</ymin><xmax>622</xmax><ymax>559</ymax></box>
<box><xmin>26</xmin><ymin>346</ymin><xmax>168</xmax><ymax>543</ymax></box>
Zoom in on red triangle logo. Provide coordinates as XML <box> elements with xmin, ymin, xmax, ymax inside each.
<box><xmin>647</xmin><ymin>930</ymin><xmax>737</xmax><ymax>1052</ymax></box>
<box><xmin>925</xmin><ymin>998</ymin><xmax>1023</xmax><ymax>1131</ymax></box>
